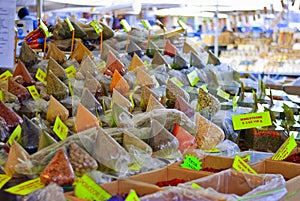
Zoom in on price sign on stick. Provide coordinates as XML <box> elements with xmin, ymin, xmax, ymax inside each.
<box><xmin>90</xmin><ymin>20</ymin><xmax>104</xmax><ymax>57</ymax></box>
<box><xmin>39</xmin><ymin>20</ymin><xmax>51</xmax><ymax>58</ymax></box>
<box><xmin>141</xmin><ymin>19</ymin><xmax>152</xmax><ymax>49</ymax></box>
<box><xmin>53</xmin><ymin>116</ymin><xmax>68</xmax><ymax>141</ymax></box>
<box><xmin>272</xmin><ymin>135</ymin><xmax>297</xmax><ymax>160</ymax></box>
<box><xmin>65</xmin><ymin>18</ymin><xmax>75</xmax><ymax>56</ymax></box>
<box><xmin>156</xmin><ymin>19</ymin><xmax>167</xmax><ymax>50</ymax></box>
<box><xmin>120</xmin><ymin>19</ymin><xmax>131</xmax><ymax>52</ymax></box>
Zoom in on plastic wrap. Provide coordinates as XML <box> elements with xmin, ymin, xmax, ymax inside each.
<box><xmin>166</xmin><ymin>79</ymin><xmax>190</xmax><ymax>108</ymax></box>
<box><xmin>215</xmin><ymin>140</ymin><xmax>240</xmax><ymax>157</ymax></box>
<box><xmin>92</xmin><ymin>128</ymin><xmax>130</xmax><ymax>174</ymax></box>
<box><xmin>20</xmin><ymin>183</ymin><xmax>66</xmax><ymax>201</ymax></box>
<box><xmin>111</xmin><ymin>103</ymin><xmax>133</xmax><ymax>128</ymax></box>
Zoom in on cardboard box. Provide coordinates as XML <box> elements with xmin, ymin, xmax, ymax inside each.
<box><xmin>251</xmin><ymin>160</ymin><xmax>300</xmax><ymax>201</ymax></box>
<box><xmin>65</xmin><ymin>179</ymin><xmax>162</xmax><ymax>201</ymax></box>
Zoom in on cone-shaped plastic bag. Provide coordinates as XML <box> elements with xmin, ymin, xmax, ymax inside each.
<box><xmin>151</xmin><ymin>50</ymin><xmax>168</xmax><ymax>67</ymax></box>
<box><xmin>47</xmin><ymin>57</ymin><xmax>67</xmax><ymax>81</ymax></box>
<box><xmin>101</xmin><ymin>42</ymin><xmax>119</xmax><ymax>61</ymax></box>
<box><xmin>38</xmin><ymin>130</ymin><xmax>57</xmax><ymax>151</ymax></box>
<box><xmin>183</xmin><ymin>41</ymin><xmax>197</xmax><ymax>54</ymax></box>
<box><xmin>80</xmin><ymin>88</ymin><xmax>103</xmax><ymax>117</ymax></box>
<box><xmin>148</xmin><ymin>119</ymin><xmax>179</xmax><ymax>158</ymax></box>
<box><xmin>84</xmin><ymin>72</ymin><xmax>101</xmax><ymax>95</ymax></box>
<box><xmin>13</xmin><ymin>60</ymin><xmax>35</xmax><ymax>86</ymax></box>
<box><xmin>92</xmin><ymin>128</ymin><xmax>130</xmax><ymax>173</ymax></box>
<box><xmin>146</xmin><ymin>41</ymin><xmax>160</xmax><ymax>58</ymax></box>
<box><xmin>146</xmin><ymin>94</ymin><xmax>165</xmax><ymax>112</ymax></box>
<box><xmin>171</xmin><ymin>52</ymin><xmax>189</xmax><ymax>70</ymax></box>
<box><xmin>111</xmin><ymin>88</ymin><xmax>132</xmax><ymax>111</ymax></box>
<box><xmin>135</xmin><ymin>67</ymin><xmax>155</xmax><ymax>88</ymax></box>
<box><xmin>104</xmin><ymin>57</ymin><xmax>126</xmax><ymax>77</ymax></box>
<box><xmin>164</xmin><ymin>40</ymin><xmax>177</xmax><ymax>57</ymax></box>
<box><xmin>127</xmin><ymin>40</ymin><xmax>143</xmax><ymax>57</ymax></box>
<box><xmin>21</xmin><ymin>115</ymin><xmax>42</xmax><ymax>153</ymax></box>
<box><xmin>0</xmin><ymin>101</ymin><xmax>23</xmax><ymax>131</ymax></box>
<box><xmin>174</xmin><ymin>95</ymin><xmax>195</xmax><ymax>118</ymax></box>
<box><xmin>190</xmin><ymin>52</ymin><xmax>206</xmax><ymax>69</ymax></box>
<box><xmin>4</xmin><ymin>140</ymin><xmax>30</xmax><ymax>176</ymax></box>
<box><xmin>207</xmin><ymin>50</ymin><xmax>221</xmax><ymax>66</ymax></box>
<box><xmin>172</xmin><ymin>124</ymin><xmax>196</xmax><ymax>153</ymax></box>
<box><xmin>40</xmin><ymin>148</ymin><xmax>75</xmax><ymax>185</ymax></box>
<box><xmin>46</xmin><ymin>95</ymin><xmax>69</xmax><ymax>125</ymax></box>
<box><xmin>112</xmin><ymin>103</ymin><xmax>133</xmax><ymax>127</ymax></box>
<box><xmin>140</xmin><ymin>86</ymin><xmax>159</xmax><ymax>111</ymax></box>
<box><xmin>123</xmin><ymin>130</ymin><xmax>152</xmax><ymax>155</ymax></box>
<box><xmin>46</xmin><ymin>70</ymin><xmax>69</xmax><ymax>100</ymax></box>
<box><xmin>19</xmin><ymin>42</ymin><xmax>40</xmax><ymax>68</ymax></box>
<box><xmin>166</xmin><ymin>79</ymin><xmax>189</xmax><ymax>108</ymax></box>
<box><xmin>128</xmin><ymin>53</ymin><xmax>146</xmax><ymax>71</ymax></box>
<box><xmin>46</xmin><ymin>42</ymin><xmax>67</xmax><ymax>64</ymax></box>
<box><xmin>71</xmin><ymin>40</ymin><xmax>93</xmax><ymax>63</ymax></box>
<box><xmin>195</xmin><ymin>113</ymin><xmax>225</xmax><ymax>150</ymax></box>
<box><xmin>74</xmin><ymin>104</ymin><xmax>99</xmax><ymax>133</ymax></box>
<box><xmin>109</xmin><ymin>70</ymin><xmax>130</xmax><ymax>95</ymax></box>
<box><xmin>196</xmin><ymin>88</ymin><xmax>220</xmax><ymax>118</ymax></box>
<box><xmin>68</xmin><ymin>142</ymin><xmax>98</xmax><ymax>176</ymax></box>
<box><xmin>8</xmin><ymin>77</ymin><xmax>30</xmax><ymax>103</ymax></box>
<box><xmin>78</xmin><ymin>54</ymin><xmax>97</xmax><ymax>77</ymax></box>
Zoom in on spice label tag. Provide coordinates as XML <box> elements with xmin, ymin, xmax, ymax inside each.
<box><xmin>272</xmin><ymin>135</ymin><xmax>297</xmax><ymax>160</ymax></box>
<box><xmin>8</xmin><ymin>125</ymin><xmax>22</xmax><ymax>146</ymax></box>
<box><xmin>0</xmin><ymin>70</ymin><xmax>13</xmax><ymax>80</ymax></box>
<box><xmin>141</xmin><ymin>19</ymin><xmax>152</xmax><ymax>30</ymax></box>
<box><xmin>125</xmin><ymin>189</ymin><xmax>140</xmax><ymax>201</ymax></box>
<box><xmin>180</xmin><ymin>155</ymin><xmax>202</xmax><ymax>170</ymax></box>
<box><xmin>129</xmin><ymin>92</ymin><xmax>135</xmax><ymax>108</ymax></box>
<box><xmin>65</xmin><ymin>17</ymin><xmax>74</xmax><ymax>31</ymax></box>
<box><xmin>170</xmin><ymin>77</ymin><xmax>184</xmax><ymax>87</ymax></box>
<box><xmin>0</xmin><ymin>174</ymin><xmax>11</xmax><ymax>189</ymax></box>
<box><xmin>233</xmin><ymin>155</ymin><xmax>257</xmax><ymax>174</ymax></box>
<box><xmin>120</xmin><ymin>19</ymin><xmax>131</xmax><ymax>32</ymax></box>
<box><xmin>217</xmin><ymin>88</ymin><xmax>230</xmax><ymax>101</ymax></box>
<box><xmin>68</xmin><ymin>80</ymin><xmax>74</xmax><ymax>96</ymax></box>
<box><xmin>177</xmin><ymin>19</ymin><xmax>187</xmax><ymax>30</ymax></box>
<box><xmin>90</xmin><ymin>20</ymin><xmax>103</xmax><ymax>34</ymax></box>
<box><xmin>39</xmin><ymin>20</ymin><xmax>50</xmax><ymax>37</ymax></box>
<box><xmin>232</xmin><ymin>111</ymin><xmax>272</xmax><ymax>130</ymax></box>
<box><xmin>75</xmin><ymin>174</ymin><xmax>111</xmax><ymax>201</ymax></box>
<box><xmin>200</xmin><ymin>84</ymin><xmax>208</xmax><ymax>92</ymax></box>
<box><xmin>53</xmin><ymin>116</ymin><xmax>68</xmax><ymax>141</ymax></box>
<box><xmin>232</xmin><ymin>95</ymin><xmax>239</xmax><ymax>111</ymax></box>
<box><xmin>241</xmin><ymin>154</ymin><xmax>251</xmax><ymax>163</ymax></box>
<box><xmin>191</xmin><ymin>183</ymin><xmax>202</xmax><ymax>189</ymax></box>
<box><xmin>65</xmin><ymin>65</ymin><xmax>77</xmax><ymax>78</ymax></box>
<box><xmin>35</xmin><ymin>68</ymin><xmax>47</xmax><ymax>84</ymax></box>
<box><xmin>187</xmin><ymin>70</ymin><xmax>200</xmax><ymax>87</ymax></box>
<box><xmin>27</xmin><ymin>85</ymin><xmax>40</xmax><ymax>100</ymax></box>
<box><xmin>5</xmin><ymin>177</ymin><xmax>45</xmax><ymax>195</ymax></box>
<box><xmin>0</xmin><ymin>90</ymin><xmax>3</xmax><ymax>101</ymax></box>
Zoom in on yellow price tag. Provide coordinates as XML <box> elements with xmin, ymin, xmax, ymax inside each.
<box><xmin>141</xmin><ymin>19</ymin><xmax>152</xmax><ymax>30</ymax></box>
<box><xmin>65</xmin><ymin>65</ymin><xmax>77</xmax><ymax>78</ymax></box>
<box><xmin>0</xmin><ymin>90</ymin><xmax>3</xmax><ymax>101</ymax></box>
<box><xmin>187</xmin><ymin>70</ymin><xmax>200</xmax><ymax>87</ymax></box>
<box><xmin>27</xmin><ymin>85</ymin><xmax>40</xmax><ymax>100</ymax></box>
<box><xmin>8</xmin><ymin>125</ymin><xmax>22</xmax><ymax>146</ymax></box>
<box><xmin>170</xmin><ymin>77</ymin><xmax>184</xmax><ymax>87</ymax></box>
<box><xmin>272</xmin><ymin>135</ymin><xmax>297</xmax><ymax>160</ymax></box>
<box><xmin>125</xmin><ymin>189</ymin><xmax>140</xmax><ymax>201</ymax></box>
<box><xmin>90</xmin><ymin>20</ymin><xmax>103</xmax><ymax>34</ymax></box>
<box><xmin>0</xmin><ymin>174</ymin><xmax>11</xmax><ymax>189</ymax></box>
<box><xmin>217</xmin><ymin>88</ymin><xmax>230</xmax><ymax>101</ymax></box>
<box><xmin>53</xmin><ymin>116</ymin><xmax>68</xmax><ymax>141</ymax></box>
<box><xmin>204</xmin><ymin>148</ymin><xmax>221</xmax><ymax>153</ymax></box>
<box><xmin>177</xmin><ymin>19</ymin><xmax>187</xmax><ymax>30</ymax></box>
<box><xmin>65</xmin><ymin>17</ymin><xmax>74</xmax><ymax>31</ymax></box>
<box><xmin>5</xmin><ymin>177</ymin><xmax>45</xmax><ymax>195</ymax></box>
<box><xmin>191</xmin><ymin>183</ymin><xmax>202</xmax><ymax>189</ymax></box>
<box><xmin>120</xmin><ymin>19</ymin><xmax>131</xmax><ymax>33</ymax></box>
<box><xmin>232</xmin><ymin>111</ymin><xmax>272</xmax><ymax>130</ymax></box>
<box><xmin>68</xmin><ymin>80</ymin><xmax>74</xmax><ymax>96</ymax></box>
<box><xmin>232</xmin><ymin>155</ymin><xmax>257</xmax><ymax>174</ymax></box>
<box><xmin>39</xmin><ymin>20</ymin><xmax>50</xmax><ymax>37</ymax></box>
<box><xmin>35</xmin><ymin>68</ymin><xmax>47</xmax><ymax>84</ymax></box>
<box><xmin>75</xmin><ymin>174</ymin><xmax>112</xmax><ymax>201</ymax></box>
<box><xmin>0</xmin><ymin>70</ymin><xmax>13</xmax><ymax>80</ymax></box>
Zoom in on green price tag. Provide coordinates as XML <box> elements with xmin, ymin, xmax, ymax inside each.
<box><xmin>0</xmin><ymin>70</ymin><xmax>13</xmax><ymax>80</ymax></box>
<box><xmin>39</xmin><ymin>20</ymin><xmax>50</xmax><ymax>37</ymax></box>
<box><xmin>187</xmin><ymin>70</ymin><xmax>200</xmax><ymax>87</ymax></box>
<box><xmin>0</xmin><ymin>90</ymin><xmax>3</xmax><ymax>101</ymax></box>
<box><xmin>5</xmin><ymin>177</ymin><xmax>45</xmax><ymax>195</ymax></box>
<box><xmin>232</xmin><ymin>95</ymin><xmax>239</xmax><ymax>111</ymax></box>
<box><xmin>170</xmin><ymin>77</ymin><xmax>184</xmax><ymax>87</ymax></box>
<box><xmin>65</xmin><ymin>65</ymin><xmax>77</xmax><ymax>78</ymax></box>
<box><xmin>68</xmin><ymin>80</ymin><xmax>74</xmax><ymax>96</ymax></box>
<box><xmin>200</xmin><ymin>84</ymin><xmax>208</xmax><ymax>93</ymax></box>
<box><xmin>232</xmin><ymin>111</ymin><xmax>272</xmax><ymax>130</ymax></box>
<box><xmin>180</xmin><ymin>154</ymin><xmax>202</xmax><ymax>170</ymax></box>
<box><xmin>217</xmin><ymin>88</ymin><xmax>230</xmax><ymax>101</ymax></box>
<box><xmin>27</xmin><ymin>85</ymin><xmax>40</xmax><ymax>100</ymax></box>
<box><xmin>177</xmin><ymin>19</ymin><xmax>187</xmax><ymax>30</ymax></box>
<box><xmin>35</xmin><ymin>68</ymin><xmax>47</xmax><ymax>84</ymax></box>
<box><xmin>120</xmin><ymin>19</ymin><xmax>131</xmax><ymax>32</ymax></box>
<box><xmin>75</xmin><ymin>174</ymin><xmax>112</xmax><ymax>201</ymax></box>
<box><xmin>90</xmin><ymin>20</ymin><xmax>103</xmax><ymax>34</ymax></box>
<box><xmin>64</xmin><ymin>17</ymin><xmax>74</xmax><ymax>31</ymax></box>
<box><xmin>125</xmin><ymin>189</ymin><xmax>140</xmax><ymax>201</ymax></box>
<box><xmin>232</xmin><ymin>155</ymin><xmax>257</xmax><ymax>174</ymax></box>
<box><xmin>141</xmin><ymin>19</ymin><xmax>152</xmax><ymax>30</ymax></box>
<box><xmin>191</xmin><ymin>183</ymin><xmax>202</xmax><ymax>189</ymax></box>
<box><xmin>129</xmin><ymin>92</ymin><xmax>135</xmax><ymax>108</ymax></box>
<box><xmin>53</xmin><ymin>116</ymin><xmax>68</xmax><ymax>141</ymax></box>
<box><xmin>272</xmin><ymin>135</ymin><xmax>297</xmax><ymax>160</ymax></box>
<box><xmin>8</xmin><ymin>125</ymin><xmax>22</xmax><ymax>146</ymax></box>
<box><xmin>0</xmin><ymin>174</ymin><xmax>11</xmax><ymax>189</ymax></box>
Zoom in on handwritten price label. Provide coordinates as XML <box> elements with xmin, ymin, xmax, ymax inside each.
<box><xmin>8</xmin><ymin>125</ymin><xmax>22</xmax><ymax>146</ymax></box>
<box><xmin>5</xmin><ymin>177</ymin><xmax>44</xmax><ymax>195</ymax></box>
<box><xmin>233</xmin><ymin>155</ymin><xmax>257</xmax><ymax>174</ymax></box>
<box><xmin>141</xmin><ymin>19</ymin><xmax>152</xmax><ymax>30</ymax></box>
<box><xmin>53</xmin><ymin>116</ymin><xmax>68</xmax><ymax>141</ymax></box>
<box><xmin>0</xmin><ymin>70</ymin><xmax>13</xmax><ymax>80</ymax></box>
<box><xmin>120</xmin><ymin>19</ymin><xmax>131</xmax><ymax>32</ymax></box>
<box><xmin>125</xmin><ymin>189</ymin><xmax>140</xmax><ymax>201</ymax></box>
<box><xmin>90</xmin><ymin>20</ymin><xmax>103</xmax><ymax>34</ymax></box>
<box><xmin>272</xmin><ymin>135</ymin><xmax>297</xmax><ymax>160</ymax></box>
<box><xmin>35</xmin><ymin>68</ymin><xmax>47</xmax><ymax>84</ymax></box>
<box><xmin>0</xmin><ymin>174</ymin><xmax>11</xmax><ymax>189</ymax></box>
<box><xmin>27</xmin><ymin>85</ymin><xmax>40</xmax><ymax>100</ymax></box>
<box><xmin>232</xmin><ymin>111</ymin><xmax>272</xmax><ymax>130</ymax></box>
<box><xmin>65</xmin><ymin>65</ymin><xmax>77</xmax><ymax>78</ymax></box>
<box><xmin>65</xmin><ymin>17</ymin><xmax>74</xmax><ymax>31</ymax></box>
<box><xmin>180</xmin><ymin>155</ymin><xmax>202</xmax><ymax>170</ymax></box>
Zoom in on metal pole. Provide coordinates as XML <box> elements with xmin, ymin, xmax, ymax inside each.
<box><xmin>214</xmin><ymin>0</ymin><xmax>219</xmax><ymax>56</ymax></box>
<box><xmin>37</xmin><ymin>0</ymin><xmax>43</xmax><ymax>20</ymax></box>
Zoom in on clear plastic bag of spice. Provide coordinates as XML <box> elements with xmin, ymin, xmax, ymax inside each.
<box><xmin>20</xmin><ymin>183</ymin><xmax>66</xmax><ymax>201</ymax></box>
